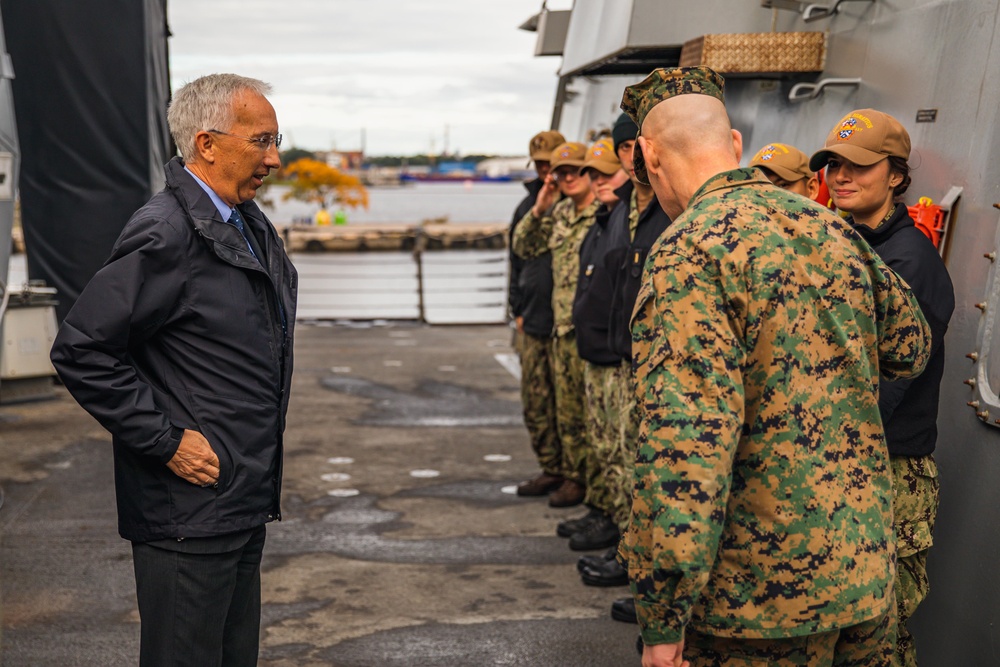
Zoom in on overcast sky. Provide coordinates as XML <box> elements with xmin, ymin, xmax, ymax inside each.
<box><xmin>167</xmin><ymin>0</ymin><xmax>572</xmax><ymax>156</ymax></box>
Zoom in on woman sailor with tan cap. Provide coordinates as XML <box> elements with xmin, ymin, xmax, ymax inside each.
<box><xmin>811</xmin><ymin>109</ymin><xmax>955</xmax><ymax>667</ymax></box>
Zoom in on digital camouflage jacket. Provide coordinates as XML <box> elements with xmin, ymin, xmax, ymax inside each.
<box><xmin>512</xmin><ymin>196</ymin><xmax>601</xmax><ymax>337</ymax></box>
<box><xmin>624</xmin><ymin>168</ymin><xmax>932</xmax><ymax>645</ymax></box>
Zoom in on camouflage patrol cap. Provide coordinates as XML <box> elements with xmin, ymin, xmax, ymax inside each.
<box><xmin>528</xmin><ymin>130</ymin><xmax>567</xmax><ymax>161</ymax></box>
<box><xmin>750</xmin><ymin>143</ymin><xmax>813</xmax><ymax>183</ymax></box>
<box><xmin>549</xmin><ymin>141</ymin><xmax>588</xmax><ymax>170</ymax></box>
<box><xmin>620</xmin><ymin>66</ymin><xmax>727</xmax><ymax>184</ymax></box>
<box><xmin>579</xmin><ymin>137</ymin><xmax>621</xmax><ymax>176</ymax></box>
<box><xmin>809</xmin><ymin>109</ymin><xmax>911</xmax><ymax>172</ymax></box>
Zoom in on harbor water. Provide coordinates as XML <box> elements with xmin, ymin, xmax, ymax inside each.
<box><xmin>261</xmin><ymin>181</ymin><xmax>527</xmax><ymax>226</ymax></box>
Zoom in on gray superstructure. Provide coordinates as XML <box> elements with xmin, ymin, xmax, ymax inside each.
<box><xmin>525</xmin><ymin>2</ymin><xmax>1000</xmax><ymax>664</ymax></box>
<box><xmin>0</xmin><ymin>8</ymin><xmax>20</xmax><ymax>397</ymax></box>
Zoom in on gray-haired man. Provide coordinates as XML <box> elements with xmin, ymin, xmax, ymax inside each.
<box><xmin>51</xmin><ymin>73</ymin><xmax>297</xmax><ymax>666</ymax></box>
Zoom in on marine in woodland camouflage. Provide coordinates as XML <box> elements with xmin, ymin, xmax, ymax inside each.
<box><xmin>623</xmin><ymin>167</ymin><xmax>932</xmax><ymax>646</ymax></box>
<box><xmin>512</xmin><ymin>197</ymin><xmax>602</xmax><ymax>336</ymax></box>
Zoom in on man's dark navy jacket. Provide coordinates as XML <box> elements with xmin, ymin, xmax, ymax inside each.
<box><xmin>51</xmin><ymin>157</ymin><xmax>297</xmax><ymax>542</ymax></box>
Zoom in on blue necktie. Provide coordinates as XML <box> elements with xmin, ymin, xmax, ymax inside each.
<box><xmin>227</xmin><ymin>208</ymin><xmax>257</xmax><ymax>260</ymax></box>
<box><xmin>230</xmin><ymin>208</ymin><xmax>286</xmax><ymax>330</ymax></box>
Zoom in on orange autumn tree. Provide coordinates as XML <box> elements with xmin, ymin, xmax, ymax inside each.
<box><xmin>282</xmin><ymin>158</ymin><xmax>369</xmax><ymax>213</ymax></box>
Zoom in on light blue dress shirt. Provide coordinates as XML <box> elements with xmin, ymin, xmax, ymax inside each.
<box><xmin>184</xmin><ymin>166</ymin><xmax>257</xmax><ymax>260</ymax></box>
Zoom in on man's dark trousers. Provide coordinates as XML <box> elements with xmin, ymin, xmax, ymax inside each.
<box><xmin>132</xmin><ymin>525</ymin><xmax>266</xmax><ymax>667</ymax></box>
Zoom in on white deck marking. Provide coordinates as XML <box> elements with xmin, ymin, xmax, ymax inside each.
<box><xmin>493</xmin><ymin>353</ymin><xmax>521</xmax><ymax>380</ymax></box>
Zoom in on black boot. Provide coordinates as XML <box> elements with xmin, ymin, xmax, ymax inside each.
<box><xmin>568</xmin><ymin>513</ymin><xmax>619</xmax><ymax>551</ymax></box>
<box><xmin>576</xmin><ymin>545</ymin><xmax>616</xmax><ymax>573</ymax></box>
<box><xmin>556</xmin><ymin>507</ymin><xmax>601</xmax><ymax>538</ymax></box>
<box><xmin>580</xmin><ymin>555</ymin><xmax>628</xmax><ymax>587</ymax></box>
<box><xmin>611</xmin><ymin>596</ymin><xmax>637</xmax><ymax>624</ymax></box>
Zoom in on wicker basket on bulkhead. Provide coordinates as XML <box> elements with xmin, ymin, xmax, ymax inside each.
<box><xmin>679</xmin><ymin>32</ymin><xmax>827</xmax><ymax>74</ymax></box>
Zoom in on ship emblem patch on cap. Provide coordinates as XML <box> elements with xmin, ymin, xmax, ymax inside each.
<box><xmin>836</xmin><ymin>113</ymin><xmax>873</xmax><ymax>141</ymax></box>
<box><xmin>751</xmin><ymin>143</ymin><xmax>789</xmax><ymax>163</ymax></box>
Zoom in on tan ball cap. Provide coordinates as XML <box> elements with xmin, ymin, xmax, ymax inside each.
<box><xmin>580</xmin><ymin>138</ymin><xmax>621</xmax><ymax>176</ymax></box>
<box><xmin>528</xmin><ymin>130</ymin><xmax>567</xmax><ymax>161</ymax></box>
<box><xmin>750</xmin><ymin>143</ymin><xmax>812</xmax><ymax>182</ymax></box>
<box><xmin>809</xmin><ymin>109</ymin><xmax>911</xmax><ymax>172</ymax></box>
<box><xmin>549</xmin><ymin>142</ymin><xmax>588</xmax><ymax>170</ymax></box>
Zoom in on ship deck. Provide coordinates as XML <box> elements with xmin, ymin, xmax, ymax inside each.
<box><xmin>0</xmin><ymin>322</ymin><xmax>638</xmax><ymax>666</ymax></box>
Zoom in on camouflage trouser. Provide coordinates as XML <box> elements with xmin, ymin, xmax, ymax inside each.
<box><xmin>550</xmin><ymin>332</ymin><xmax>588</xmax><ymax>484</ymax></box>
<box><xmin>615</xmin><ymin>370</ymin><xmax>640</xmax><ymax>530</ymax></box>
<box><xmin>583</xmin><ymin>361</ymin><xmax>626</xmax><ymax>516</ymax></box>
<box><xmin>891</xmin><ymin>454</ymin><xmax>939</xmax><ymax>667</ymax></box>
<box><xmin>582</xmin><ymin>361</ymin><xmax>639</xmax><ymax>523</ymax></box>
<box><xmin>516</xmin><ymin>331</ymin><xmax>561</xmax><ymax>475</ymax></box>
<box><xmin>684</xmin><ymin>608</ymin><xmax>894</xmax><ymax>666</ymax></box>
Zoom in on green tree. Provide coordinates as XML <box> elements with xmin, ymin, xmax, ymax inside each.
<box><xmin>283</xmin><ymin>158</ymin><xmax>369</xmax><ymax>211</ymax></box>
<box><xmin>280</xmin><ymin>147</ymin><xmax>316</xmax><ymax>165</ymax></box>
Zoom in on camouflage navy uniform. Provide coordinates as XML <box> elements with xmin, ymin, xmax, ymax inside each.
<box><xmin>623</xmin><ymin>167</ymin><xmax>932</xmax><ymax>657</ymax></box>
<box><xmin>891</xmin><ymin>455</ymin><xmax>938</xmax><ymax>667</ymax></box>
<box><xmin>575</xmin><ymin>196</ymin><xmax>632</xmax><ymax>520</ymax></box>
<box><xmin>607</xmin><ymin>187</ymin><xmax>663</xmax><ymax>529</ymax></box>
<box><xmin>590</xmin><ymin>186</ymin><xmax>663</xmax><ymax>529</ymax></box>
<box><xmin>513</xmin><ymin>196</ymin><xmax>601</xmax><ymax>485</ymax></box>
<box><xmin>517</xmin><ymin>329</ymin><xmax>560</xmax><ymax>475</ymax></box>
<box><xmin>582</xmin><ymin>359</ymin><xmax>634</xmax><ymax>520</ymax></box>
<box><xmin>509</xmin><ymin>180</ymin><xmax>561</xmax><ymax>478</ymax></box>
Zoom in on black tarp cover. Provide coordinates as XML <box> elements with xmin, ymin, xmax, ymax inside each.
<box><xmin>1</xmin><ymin>0</ymin><xmax>172</xmax><ymax>321</ymax></box>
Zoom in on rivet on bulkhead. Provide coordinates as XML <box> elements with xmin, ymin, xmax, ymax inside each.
<box><xmin>976</xmin><ymin>302</ymin><xmax>988</xmax><ymax>312</ymax></box>
<box><xmin>967</xmin><ymin>400</ymin><xmax>980</xmax><ymax>408</ymax></box>
<box><xmin>967</xmin><ymin>352</ymin><xmax>980</xmax><ymax>362</ymax></box>
<box><xmin>964</xmin><ymin>378</ymin><xmax>976</xmax><ymax>388</ymax></box>
<box><xmin>985</xmin><ymin>252</ymin><xmax>997</xmax><ymax>262</ymax></box>
<box><xmin>977</xmin><ymin>410</ymin><xmax>990</xmax><ymax>420</ymax></box>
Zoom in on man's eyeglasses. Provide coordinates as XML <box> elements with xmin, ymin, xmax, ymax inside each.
<box><xmin>208</xmin><ymin>129</ymin><xmax>283</xmax><ymax>151</ymax></box>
